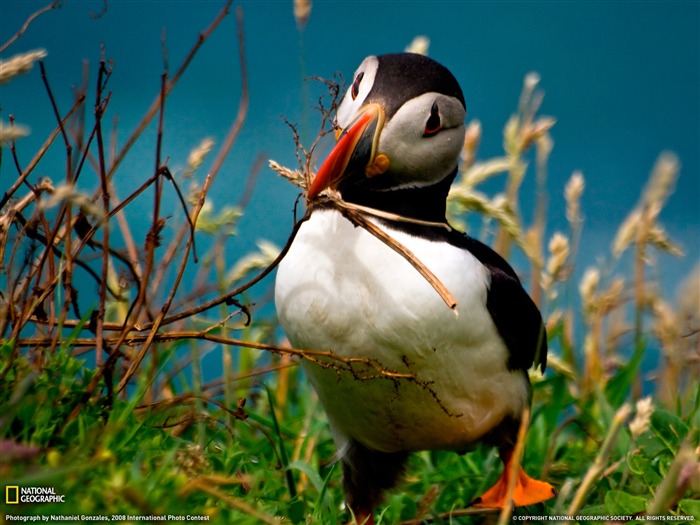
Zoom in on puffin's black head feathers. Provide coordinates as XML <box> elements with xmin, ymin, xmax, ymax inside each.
<box><xmin>366</xmin><ymin>53</ymin><xmax>466</xmax><ymax>119</ymax></box>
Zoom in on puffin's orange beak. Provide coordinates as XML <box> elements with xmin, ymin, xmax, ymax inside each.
<box><xmin>307</xmin><ymin>103</ymin><xmax>386</xmax><ymax>202</ymax></box>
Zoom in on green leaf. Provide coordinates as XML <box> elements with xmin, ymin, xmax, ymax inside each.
<box><xmin>287</xmin><ymin>460</ymin><xmax>325</xmax><ymax>494</ymax></box>
<box><xmin>678</xmin><ymin>499</ymin><xmax>700</xmax><ymax>519</ymax></box>
<box><xmin>637</xmin><ymin>431</ymin><xmax>668</xmax><ymax>459</ymax></box>
<box><xmin>650</xmin><ymin>409</ymin><xmax>689</xmax><ymax>453</ymax></box>
<box><xmin>315</xmin><ymin>463</ymin><xmax>337</xmax><ymax>520</ymax></box>
<box><xmin>627</xmin><ymin>452</ymin><xmax>662</xmax><ymax>489</ymax></box>
<box><xmin>604</xmin><ymin>489</ymin><xmax>647</xmax><ymax>515</ymax></box>
<box><xmin>286</xmin><ymin>497</ymin><xmax>306</xmax><ymax>524</ymax></box>
<box><xmin>579</xmin><ymin>503</ymin><xmax>608</xmax><ymax>515</ymax></box>
<box><xmin>605</xmin><ymin>338</ymin><xmax>646</xmax><ymax>406</ymax></box>
<box><xmin>396</xmin><ymin>493</ymin><xmax>418</xmax><ymax>522</ymax></box>
<box><xmin>264</xmin><ymin>383</ymin><xmax>296</xmax><ymax>500</ymax></box>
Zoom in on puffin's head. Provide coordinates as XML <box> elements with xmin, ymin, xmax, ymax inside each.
<box><xmin>308</xmin><ymin>53</ymin><xmax>466</xmax><ymax>201</ymax></box>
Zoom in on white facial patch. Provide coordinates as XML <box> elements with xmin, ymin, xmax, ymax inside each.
<box><xmin>336</xmin><ymin>56</ymin><xmax>379</xmax><ymax>129</ymax></box>
<box><xmin>378</xmin><ymin>92</ymin><xmax>466</xmax><ymax>186</ymax></box>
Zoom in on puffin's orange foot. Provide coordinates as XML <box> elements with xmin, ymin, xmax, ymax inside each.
<box><xmin>473</xmin><ymin>466</ymin><xmax>556</xmax><ymax>508</ymax></box>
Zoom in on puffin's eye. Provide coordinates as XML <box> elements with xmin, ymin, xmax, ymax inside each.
<box><xmin>351</xmin><ymin>71</ymin><xmax>365</xmax><ymax>100</ymax></box>
<box><xmin>423</xmin><ymin>101</ymin><xmax>442</xmax><ymax>137</ymax></box>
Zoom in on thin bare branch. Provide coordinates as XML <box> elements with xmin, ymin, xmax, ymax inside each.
<box><xmin>94</xmin><ymin>53</ymin><xmax>112</xmax><ymax>365</ymax></box>
<box><xmin>105</xmin><ymin>0</ymin><xmax>232</xmax><ymax>184</ymax></box>
<box><xmin>146</xmin><ymin>4</ymin><xmax>246</xmax><ymax>302</ymax></box>
<box><xmin>107</xmin><ymin>0</ymin><xmax>233</xmax><ymax>185</ymax></box>
<box><xmin>88</xmin><ymin>0</ymin><xmax>107</xmax><ymax>20</ymax></box>
<box><xmin>0</xmin><ymin>1</ymin><xmax>62</xmax><ymax>54</ymax></box>
<box><xmin>1</xmin><ymin>96</ymin><xmax>85</xmax><ymax>209</ymax></box>
<box><xmin>114</xmin><ymin>6</ymin><xmax>248</xmax><ymax>393</ymax></box>
<box><xmin>567</xmin><ymin>403</ymin><xmax>632</xmax><ymax>514</ymax></box>
<box><xmin>145</xmin><ymin>206</ymin><xmax>310</xmax><ymax>331</ymax></box>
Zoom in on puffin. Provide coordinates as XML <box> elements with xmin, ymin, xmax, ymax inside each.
<box><xmin>274</xmin><ymin>52</ymin><xmax>555</xmax><ymax>524</ymax></box>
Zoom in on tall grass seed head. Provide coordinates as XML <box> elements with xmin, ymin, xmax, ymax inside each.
<box><xmin>523</xmin><ymin>227</ymin><xmax>544</xmax><ymax>267</ymax></box>
<box><xmin>642</xmin><ymin>152</ymin><xmax>679</xmax><ymax>211</ymax></box>
<box><xmin>521</xmin><ymin>116</ymin><xmax>556</xmax><ymax>151</ymax></box>
<box><xmin>0</xmin><ymin>49</ymin><xmax>47</xmax><ymax>84</ymax></box>
<box><xmin>613</xmin><ymin>210</ymin><xmax>642</xmax><ymax>258</ymax></box>
<box><xmin>652</xmin><ymin>298</ymin><xmax>680</xmax><ymax>354</ymax></box>
<box><xmin>518</xmin><ymin>71</ymin><xmax>541</xmax><ymax>121</ymax></box>
<box><xmin>490</xmin><ymin>194</ymin><xmax>521</xmax><ymax>239</ymax></box>
<box><xmin>535</xmin><ymin>129</ymin><xmax>554</xmax><ymax>160</ymax></box>
<box><xmin>404</xmin><ymin>35</ymin><xmax>430</xmax><ymax>55</ymax></box>
<box><xmin>542</xmin><ymin>232</ymin><xmax>570</xmax><ymax>298</ymax></box>
<box><xmin>565</xmin><ymin>171</ymin><xmax>585</xmax><ymax>225</ymax></box>
<box><xmin>598</xmin><ymin>277</ymin><xmax>626</xmax><ymax>315</ymax></box>
<box><xmin>459</xmin><ymin>157</ymin><xmax>511</xmax><ymax>189</ymax></box>
<box><xmin>647</xmin><ymin>224</ymin><xmax>685</xmax><ymax>257</ymax></box>
<box><xmin>0</xmin><ymin>120</ymin><xmax>30</xmax><ymax>143</ymax></box>
<box><xmin>293</xmin><ymin>0</ymin><xmax>312</xmax><ymax>28</ymax></box>
<box><xmin>546</xmin><ymin>232</ymin><xmax>570</xmax><ymax>278</ymax></box>
<box><xmin>614</xmin><ymin>152</ymin><xmax>682</xmax><ymax>258</ymax></box>
<box><xmin>524</xmin><ymin>71</ymin><xmax>541</xmax><ymax>94</ymax></box>
<box><xmin>185</xmin><ymin>137</ymin><xmax>215</xmax><ymax>178</ymax></box>
<box><xmin>579</xmin><ymin>267</ymin><xmax>600</xmax><ymax>313</ymax></box>
<box><xmin>39</xmin><ymin>182</ymin><xmax>104</xmax><ymax>220</ymax></box>
<box><xmin>677</xmin><ymin>264</ymin><xmax>700</xmax><ymax>323</ymax></box>
<box><xmin>629</xmin><ymin>396</ymin><xmax>653</xmax><ymax>440</ymax></box>
<box><xmin>461</xmin><ymin>119</ymin><xmax>482</xmax><ymax>168</ymax></box>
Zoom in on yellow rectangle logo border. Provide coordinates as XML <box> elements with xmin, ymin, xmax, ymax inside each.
<box><xmin>6</xmin><ymin>485</ymin><xmax>19</xmax><ymax>504</ymax></box>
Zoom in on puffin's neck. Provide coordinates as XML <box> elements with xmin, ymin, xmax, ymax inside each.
<box><xmin>338</xmin><ymin>168</ymin><xmax>457</xmax><ymax>224</ymax></box>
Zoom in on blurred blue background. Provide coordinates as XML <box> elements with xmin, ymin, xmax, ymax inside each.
<box><xmin>2</xmin><ymin>0</ymin><xmax>698</xmax><ymax>312</ymax></box>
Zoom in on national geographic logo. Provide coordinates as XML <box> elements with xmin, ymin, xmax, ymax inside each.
<box><xmin>6</xmin><ymin>486</ymin><xmax>18</xmax><ymax>504</ymax></box>
<box><xmin>5</xmin><ymin>486</ymin><xmax>65</xmax><ymax>504</ymax></box>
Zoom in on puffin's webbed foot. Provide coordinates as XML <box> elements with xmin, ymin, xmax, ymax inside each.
<box><xmin>472</xmin><ymin>450</ymin><xmax>555</xmax><ymax>508</ymax></box>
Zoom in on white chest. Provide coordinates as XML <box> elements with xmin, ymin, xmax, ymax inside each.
<box><xmin>274</xmin><ymin>209</ymin><xmax>528</xmax><ymax>453</ymax></box>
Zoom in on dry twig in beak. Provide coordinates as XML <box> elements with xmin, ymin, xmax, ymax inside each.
<box><xmin>331</xmin><ymin>200</ymin><xmax>459</xmax><ymax>313</ymax></box>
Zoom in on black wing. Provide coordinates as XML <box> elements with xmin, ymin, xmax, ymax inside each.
<box><xmin>456</xmin><ymin>234</ymin><xmax>548</xmax><ymax>373</ymax></box>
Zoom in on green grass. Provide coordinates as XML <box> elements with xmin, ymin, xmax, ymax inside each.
<box><xmin>1</xmin><ymin>5</ymin><xmax>699</xmax><ymax>524</ymax></box>
<box><xmin>1</xmin><ymin>335</ymin><xmax>698</xmax><ymax>523</ymax></box>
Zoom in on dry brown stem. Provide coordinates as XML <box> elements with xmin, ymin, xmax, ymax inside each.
<box><xmin>330</xmin><ymin>199</ymin><xmax>459</xmax><ymax>312</ymax></box>
<box><xmin>566</xmin><ymin>403</ymin><xmax>631</xmax><ymax>515</ymax></box>
<box><xmin>181</xmin><ymin>483</ymin><xmax>281</xmax><ymax>524</ymax></box>
<box><xmin>113</xmin><ymin>6</ymin><xmax>321</xmax><ymax>394</ymax></box>
<box><xmin>0</xmin><ymin>1</ymin><xmax>62</xmax><ymax>53</ymax></box>
<box><xmin>104</xmin><ymin>1</ymin><xmax>232</xmax><ymax>185</ymax></box>
<box><xmin>268</xmin><ymin>160</ymin><xmax>459</xmax><ymax>313</ymax></box>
